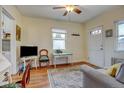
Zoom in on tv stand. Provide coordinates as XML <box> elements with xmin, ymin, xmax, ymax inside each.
<box><xmin>21</xmin><ymin>56</ymin><xmax>38</xmax><ymax>72</ymax></box>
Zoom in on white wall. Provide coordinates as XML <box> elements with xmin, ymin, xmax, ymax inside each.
<box><xmin>22</xmin><ymin>16</ymin><xmax>85</xmax><ymax>63</ymax></box>
<box><xmin>84</xmin><ymin>6</ymin><xmax>124</xmax><ymax>67</ymax></box>
<box><xmin>2</xmin><ymin>5</ymin><xmax>85</xmax><ymax>72</ymax></box>
<box><xmin>4</xmin><ymin>5</ymin><xmax>124</xmax><ymax>69</ymax></box>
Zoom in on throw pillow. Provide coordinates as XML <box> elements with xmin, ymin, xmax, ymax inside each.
<box><xmin>106</xmin><ymin>63</ymin><xmax>121</xmax><ymax>77</ymax></box>
<box><xmin>115</xmin><ymin>63</ymin><xmax>124</xmax><ymax>83</ymax></box>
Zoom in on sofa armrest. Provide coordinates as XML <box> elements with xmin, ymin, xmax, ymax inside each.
<box><xmin>80</xmin><ymin>65</ymin><xmax>124</xmax><ymax>88</ymax></box>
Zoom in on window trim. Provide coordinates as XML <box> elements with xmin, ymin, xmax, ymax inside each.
<box><xmin>115</xmin><ymin>20</ymin><xmax>124</xmax><ymax>52</ymax></box>
<box><xmin>52</xmin><ymin>29</ymin><xmax>66</xmax><ymax>50</ymax></box>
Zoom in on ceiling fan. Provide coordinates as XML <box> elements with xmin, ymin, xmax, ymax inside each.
<box><xmin>53</xmin><ymin>5</ymin><xmax>82</xmax><ymax>16</ymax></box>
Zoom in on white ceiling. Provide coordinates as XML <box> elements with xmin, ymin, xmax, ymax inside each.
<box><xmin>16</xmin><ymin>5</ymin><xmax>114</xmax><ymax>23</ymax></box>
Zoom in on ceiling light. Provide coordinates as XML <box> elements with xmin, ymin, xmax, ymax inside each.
<box><xmin>66</xmin><ymin>5</ymin><xmax>74</xmax><ymax>12</ymax></box>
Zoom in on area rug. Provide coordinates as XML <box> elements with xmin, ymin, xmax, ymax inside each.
<box><xmin>47</xmin><ymin>66</ymin><xmax>83</xmax><ymax>88</ymax></box>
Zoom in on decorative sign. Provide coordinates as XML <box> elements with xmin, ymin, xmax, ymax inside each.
<box><xmin>105</xmin><ymin>29</ymin><xmax>113</xmax><ymax>37</ymax></box>
<box><xmin>71</xmin><ymin>33</ymin><xmax>80</xmax><ymax>36</ymax></box>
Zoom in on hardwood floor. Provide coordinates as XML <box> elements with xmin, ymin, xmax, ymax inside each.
<box><xmin>12</xmin><ymin>62</ymin><xmax>95</xmax><ymax>88</ymax></box>
<box><xmin>12</xmin><ymin>67</ymin><xmax>49</xmax><ymax>88</ymax></box>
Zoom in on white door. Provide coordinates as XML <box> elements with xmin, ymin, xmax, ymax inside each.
<box><xmin>88</xmin><ymin>26</ymin><xmax>105</xmax><ymax>67</ymax></box>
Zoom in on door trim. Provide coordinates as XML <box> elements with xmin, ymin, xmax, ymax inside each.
<box><xmin>88</xmin><ymin>25</ymin><xmax>105</xmax><ymax>67</ymax></box>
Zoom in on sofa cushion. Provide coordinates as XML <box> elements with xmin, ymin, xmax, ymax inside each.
<box><xmin>115</xmin><ymin>63</ymin><xmax>124</xmax><ymax>84</ymax></box>
<box><xmin>97</xmin><ymin>69</ymin><xmax>107</xmax><ymax>75</ymax></box>
<box><xmin>39</xmin><ymin>55</ymin><xmax>49</xmax><ymax>62</ymax></box>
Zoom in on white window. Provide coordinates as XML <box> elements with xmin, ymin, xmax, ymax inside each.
<box><xmin>52</xmin><ymin>29</ymin><xmax>66</xmax><ymax>50</ymax></box>
<box><xmin>116</xmin><ymin>20</ymin><xmax>124</xmax><ymax>51</ymax></box>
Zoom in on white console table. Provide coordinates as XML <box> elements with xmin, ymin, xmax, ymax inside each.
<box><xmin>21</xmin><ymin>56</ymin><xmax>38</xmax><ymax>71</ymax></box>
<box><xmin>52</xmin><ymin>52</ymin><xmax>73</xmax><ymax>68</ymax></box>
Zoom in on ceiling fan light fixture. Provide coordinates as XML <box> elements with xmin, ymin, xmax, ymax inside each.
<box><xmin>53</xmin><ymin>5</ymin><xmax>82</xmax><ymax>16</ymax></box>
<box><xmin>66</xmin><ymin>5</ymin><xmax>74</xmax><ymax>12</ymax></box>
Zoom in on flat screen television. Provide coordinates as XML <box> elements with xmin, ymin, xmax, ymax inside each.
<box><xmin>20</xmin><ymin>46</ymin><xmax>38</xmax><ymax>57</ymax></box>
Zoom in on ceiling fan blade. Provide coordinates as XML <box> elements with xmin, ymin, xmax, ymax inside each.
<box><xmin>63</xmin><ymin>11</ymin><xmax>68</xmax><ymax>16</ymax></box>
<box><xmin>53</xmin><ymin>7</ymin><xmax>65</xmax><ymax>9</ymax></box>
<box><xmin>73</xmin><ymin>8</ymin><xmax>82</xmax><ymax>14</ymax></box>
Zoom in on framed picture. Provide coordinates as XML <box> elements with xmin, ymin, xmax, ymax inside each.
<box><xmin>105</xmin><ymin>29</ymin><xmax>113</xmax><ymax>37</ymax></box>
<box><xmin>16</xmin><ymin>25</ymin><xmax>21</xmax><ymax>41</ymax></box>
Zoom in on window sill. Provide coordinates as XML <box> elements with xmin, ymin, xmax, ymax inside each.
<box><xmin>114</xmin><ymin>50</ymin><xmax>124</xmax><ymax>52</ymax></box>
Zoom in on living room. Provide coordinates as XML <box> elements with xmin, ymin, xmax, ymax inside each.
<box><xmin>0</xmin><ymin>2</ymin><xmax>124</xmax><ymax>90</ymax></box>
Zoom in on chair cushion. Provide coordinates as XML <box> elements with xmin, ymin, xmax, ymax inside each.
<box><xmin>39</xmin><ymin>55</ymin><xmax>49</xmax><ymax>62</ymax></box>
<box><xmin>115</xmin><ymin>63</ymin><xmax>124</xmax><ymax>84</ymax></box>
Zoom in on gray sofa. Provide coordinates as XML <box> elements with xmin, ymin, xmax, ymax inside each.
<box><xmin>80</xmin><ymin>65</ymin><xmax>124</xmax><ymax>88</ymax></box>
